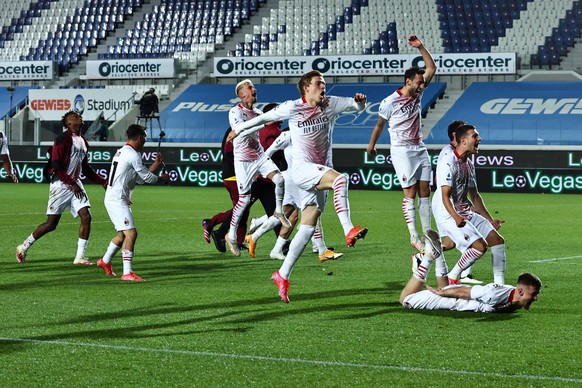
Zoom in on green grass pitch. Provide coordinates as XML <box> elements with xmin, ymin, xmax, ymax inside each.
<box><xmin>1</xmin><ymin>183</ymin><xmax>581</xmax><ymax>386</ymax></box>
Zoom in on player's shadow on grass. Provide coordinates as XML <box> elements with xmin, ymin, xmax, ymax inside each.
<box><xmin>406</xmin><ymin>309</ymin><xmax>521</xmax><ymax>321</ymax></box>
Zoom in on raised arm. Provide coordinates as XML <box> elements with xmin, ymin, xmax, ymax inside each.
<box><xmin>408</xmin><ymin>35</ymin><xmax>436</xmax><ymax>86</ymax></box>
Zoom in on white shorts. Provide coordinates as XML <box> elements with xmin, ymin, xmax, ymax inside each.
<box><xmin>104</xmin><ymin>198</ymin><xmax>135</xmax><ymax>231</ymax></box>
<box><xmin>46</xmin><ymin>180</ymin><xmax>91</xmax><ymax>217</ymax></box>
<box><xmin>390</xmin><ymin>145</ymin><xmax>431</xmax><ymax>188</ymax></box>
<box><xmin>234</xmin><ymin>155</ymin><xmax>279</xmax><ymax>194</ymax></box>
<box><xmin>291</xmin><ymin>162</ymin><xmax>331</xmax><ymax>211</ymax></box>
<box><xmin>434</xmin><ymin>212</ymin><xmax>493</xmax><ymax>253</ymax></box>
<box><xmin>402</xmin><ymin>289</ymin><xmax>493</xmax><ymax>312</ymax></box>
<box><xmin>282</xmin><ymin>170</ymin><xmax>300</xmax><ymax>207</ymax></box>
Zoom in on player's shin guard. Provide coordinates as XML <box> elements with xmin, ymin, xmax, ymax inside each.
<box><xmin>491</xmin><ymin>244</ymin><xmax>506</xmax><ymax>284</ymax></box>
<box><xmin>414</xmin><ymin>253</ymin><xmax>434</xmax><ymax>282</ymax></box>
<box><xmin>311</xmin><ymin>217</ymin><xmax>326</xmax><ymax>254</ymax></box>
<box><xmin>103</xmin><ymin>241</ymin><xmax>121</xmax><ymax>263</ymax></box>
<box><xmin>253</xmin><ymin>215</ymin><xmax>279</xmax><ymax>242</ymax></box>
<box><xmin>228</xmin><ymin>194</ymin><xmax>250</xmax><ymax>241</ymax></box>
<box><xmin>122</xmin><ymin>249</ymin><xmax>134</xmax><ymax>275</ymax></box>
<box><xmin>448</xmin><ymin>247</ymin><xmax>484</xmax><ymax>280</ymax></box>
<box><xmin>279</xmin><ymin>225</ymin><xmax>315</xmax><ymax>278</ymax></box>
<box><xmin>271</xmin><ymin>172</ymin><xmax>285</xmax><ymax>214</ymax></box>
<box><xmin>435</xmin><ymin>251</ymin><xmax>449</xmax><ymax>278</ymax></box>
<box><xmin>418</xmin><ymin>197</ymin><xmax>431</xmax><ymax>233</ymax></box>
<box><xmin>332</xmin><ymin>174</ymin><xmax>352</xmax><ymax>235</ymax></box>
<box><xmin>402</xmin><ymin>197</ymin><xmax>419</xmax><ymax>239</ymax></box>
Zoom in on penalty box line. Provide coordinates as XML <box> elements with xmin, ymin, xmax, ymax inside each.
<box><xmin>1</xmin><ymin>337</ymin><xmax>581</xmax><ymax>384</ymax></box>
<box><xmin>528</xmin><ymin>255</ymin><xmax>582</xmax><ymax>263</ymax></box>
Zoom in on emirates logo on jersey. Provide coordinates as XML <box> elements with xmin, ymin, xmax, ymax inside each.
<box><xmin>124</xmin><ymin>218</ymin><xmax>129</xmax><ymax>226</ymax></box>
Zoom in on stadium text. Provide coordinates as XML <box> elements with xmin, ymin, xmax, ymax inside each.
<box><xmin>481</xmin><ymin>98</ymin><xmax>582</xmax><ymax>114</ymax></box>
<box><xmin>491</xmin><ymin>170</ymin><xmax>582</xmax><ymax>193</ymax></box>
<box><xmin>30</xmin><ymin>99</ymin><xmax>71</xmax><ymax>110</ymax></box>
<box><xmin>98</xmin><ymin>61</ymin><xmax>161</xmax><ymax>77</ymax></box>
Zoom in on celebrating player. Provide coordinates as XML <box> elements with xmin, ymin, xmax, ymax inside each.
<box><xmin>0</xmin><ymin>130</ymin><xmax>18</xmax><ymax>182</ymax></box>
<box><xmin>16</xmin><ymin>111</ymin><xmax>107</xmax><ymax>264</ymax></box>
<box><xmin>228</xmin><ymin>70</ymin><xmax>368</xmax><ymax>303</ymax></box>
<box><xmin>432</xmin><ymin>124</ymin><xmax>506</xmax><ymax>285</ymax></box>
<box><xmin>224</xmin><ymin>79</ymin><xmax>289</xmax><ymax>257</ymax></box>
<box><xmin>367</xmin><ymin>35</ymin><xmax>436</xmax><ymax>252</ymax></box>
<box><xmin>97</xmin><ymin>124</ymin><xmax>169</xmax><ymax>281</ymax></box>
<box><xmin>400</xmin><ymin>230</ymin><xmax>541</xmax><ymax>313</ymax></box>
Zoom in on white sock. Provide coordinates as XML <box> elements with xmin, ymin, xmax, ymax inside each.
<box><xmin>22</xmin><ymin>234</ymin><xmax>36</xmax><ymax>250</ymax></box>
<box><xmin>448</xmin><ymin>248</ymin><xmax>484</xmax><ymax>280</ymax></box>
<box><xmin>102</xmin><ymin>242</ymin><xmax>121</xmax><ymax>264</ymax></box>
<box><xmin>491</xmin><ymin>244</ymin><xmax>506</xmax><ymax>284</ymax></box>
<box><xmin>414</xmin><ymin>253</ymin><xmax>434</xmax><ymax>282</ymax></box>
<box><xmin>122</xmin><ymin>249</ymin><xmax>133</xmax><ymax>275</ymax></box>
<box><xmin>75</xmin><ymin>238</ymin><xmax>88</xmax><ymax>259</ymax></box>
<box><xmin>332</xmin><ymin>175</ymin><xmax>353</xmax><ymax>235</ymax></box>
<box><xmin>271</xmin><ymin>172</ymin><xmax>285</xmax><ymax>214</ymax></box>
<box><xmin>460</xmin><ymin>265</ymin><xmax>474</xmax><ymax>278</ymax></box>
<box><xmin>272</xmin><ymin>236</ymin><xmax>288</xmax><ymax>253</ymax></box>
<box><xmin>435</xmin><ymin>252</ymin><xmax>449</xmax><ymax>278</ymax></box>
<box><xmin>254</xmin><ymin>214</ymin><xmax>269</xmax><ymax>228</ymax></box>
<box><xmin>228</xmin><ymin>194</ymin><xmax>250</xmax><ymax>241</ymax></box>
<box><xmin>312</xmin><ymin>218</ymin><xmax>327</xmax><ymax>254</ymax></box>
<box><xmin>253</xmin><ymin>215</ymin><xmax>279</xmax><ymax>242</ymax></box>
<box><xmin>418</xmin><ymin>197</ymin><xmax>431</xmax><ymax>233</ymax></box>
<box><xmin>402</xmin><ymin>197</ymin><xmax>419</xmax><ymax>240</ymax></box>
<box><xmin>279</xmin><ymin>225</ymin><xmax>315</xmax><ymax>279</ymax></box>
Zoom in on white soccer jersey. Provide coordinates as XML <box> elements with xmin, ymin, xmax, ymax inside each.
<box><xmin>470</xmin><ymin>283</ymin><xmax>518</xmax><ymax>312</ymax></box>
<box><xmin>0</xmin><ymin>131</ymin><xmax>9</xmax><ymax>156</ymax></box>
<box><xmin>68</xmin><ymin>134</ymin><xmax>88</xmax><ymax>181</ymax></box>
<box><xmin>433</xmin><ymin>145</ymin><xmax>477</xmax><ymax>219</ymax></box>
<box><xmin>228</xmin><ymin>103</ymin><xmax>264</xmax><ymax>162</ymax></box>
<box><xmin>237</xmin><ymin>96</ymin><xmax>363</xmax><ymax>167</ymax></box>
<box><xmin>105</xmin><ymin>144</ymin><xmax>158</xmax><ymax>203</ymax></box>
<box><xmin>378</xmin><ymin>88</ymin><xmax>424</xmax><ymax>146</ymax></box>
<box><xmin>265</xmin><ymin>130</ymin><xmax>293</xmax><ymax>170</ymax></box>
<box><xmin>403</xmin><ymin>283</ymin><xmax>518</xmax><ymax>313</ymax></box>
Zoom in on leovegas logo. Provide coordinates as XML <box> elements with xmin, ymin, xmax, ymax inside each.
<box><xmin>30</xmin><ymin>99</ymin><xmax>71</xmax><ymax>110</ymax></box>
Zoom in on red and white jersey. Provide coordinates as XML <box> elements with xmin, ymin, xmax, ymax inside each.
<box><xmin>433</xmin><ymin>145</ymin><xmax>476</xmax><ymax>218</ymax></box>
<box><xmin>0</xmin><ymin>131</ymin><xmax>9</xmax><ymax>156</ymax></box>
<box><xmin>228</xmin><ymin>103</ymin><xmax>264</xmax><ymax>162</ymax></box>
<box><xmin>68</xmin><ymin>133</ymin><xmax>88</xmax><ymax>181</ymax></box>
<box><xmin>106</xmin><ymin>144</ymin><xmax>158</xmax><ymax>203</ymax></box>
<box><xmin>378</xmin><ymin>88</ymin><xmax>424</xmax><ymax>146</ymax></box>
<box><xmin>258</xmin><ymin>96</ymin><xmax>362</xmax><ymax>166</ymax></box>
<box><xmin>470</xmin><ymin>283</ymin><xmax>518</xmax><ymax>313</ymax></box>
<box><xmin>265</xmin><ymin>131</ymin><xmax>293</xmax><ymax>170</ymax></box>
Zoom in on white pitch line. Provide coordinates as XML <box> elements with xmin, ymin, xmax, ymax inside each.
<box><xmin>528</xmin><ymin>255</ymin><xmax>582</xmax><ymax>263</ymax></box>
<box><xmin>1</xmin><ymin>337</ymin><xmax>581</xmax><ymax>383</ymax></box>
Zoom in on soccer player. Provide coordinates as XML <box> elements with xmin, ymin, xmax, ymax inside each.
<box><xmin>432</xmin><ymin>124</ymin><xmax>506</xmax><ymax>285</ymax></box>
<box><xmin>228</xmin><ymin>70</ymin><xmax>368</xmax><ymax>303</ymax></box>
<box><xmin>0</xmin><ymin>130</ymin><xmax>18</xmax><ymax>182</ymax></box>
<box><xmin>400</xmin><ymin>230</ymin><xmax>541</xmax><ymax>313</ymax></box>
<box><xmin>367</xmin><ymin>35</ymin><xmax>436</xmax><ymax>252</ymax></box>
<box><xmin>246</xmin><ymin>130</ymin><xmax>343</xmax><ymax>262</ymax></box>
<box><xmin>16</xmin><ymin>111</ymin><xmax>107</xmax><ymax>264</ymax></box>
<box><xmin>97</xmin><ymin>124</ymin><xmax>169</xmax><ymax>281</ymax></box>
<box><xmin>202</xmin><ymin>102</ymin><xmax>284</xmax><ymax>253</ymax></box>
<box><xmin>224</xmin><ymin>80</ymin><xmax>289</xmax><ymax>257</ymax></box>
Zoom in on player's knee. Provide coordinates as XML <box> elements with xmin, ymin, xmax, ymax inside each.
<box><xmin>488</xmin><ymin>232</ymin><xmax>504</xmax><ymax>246</ymax></box>
<box><xmin>472</xmin><ymin>239</ymin><xmax>488</xmax><ymax>253</ymax></box>
<box><xmin>271</xmin><ymin>172</ymin><xmax>284</xmax><ymax>188</ymax></box>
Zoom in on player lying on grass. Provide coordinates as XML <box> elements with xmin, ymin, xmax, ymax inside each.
<box><xmin>400</xmin><ymin>230</ymin><xmax>542</xmax><ymax>313</ymax></box>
